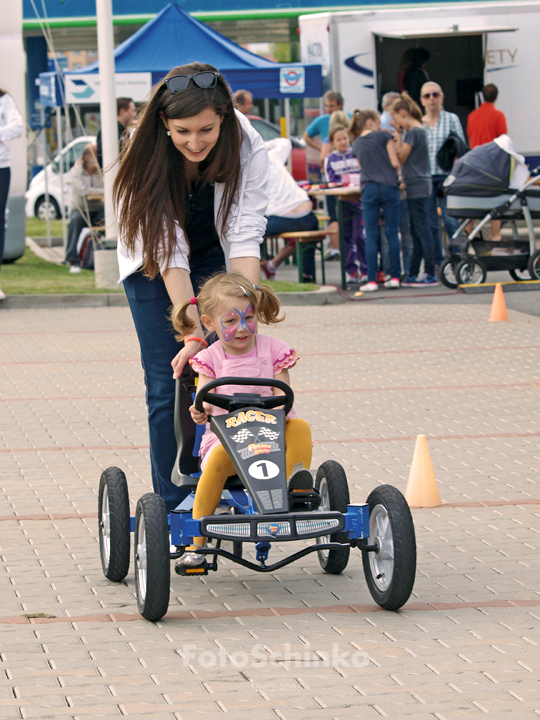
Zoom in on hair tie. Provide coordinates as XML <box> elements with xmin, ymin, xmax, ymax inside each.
<box><xmin>190</xmin><ymin>297</ymin><xmax>197</xmax><ymax>305</ymax></box>
<box><xmin>254</xmin><ymin>284</ymin><xmax>259</xmax><ymax>291</ymax></box>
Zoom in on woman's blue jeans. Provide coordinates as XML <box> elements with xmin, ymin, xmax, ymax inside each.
<box><xmin>0</xmin><ymin>167</ymin><xmax>10</xmax><ymax>267</ymax></box>
<box><xmin>361</xmin><ymin>183</ymin><xmax>401</xmax><ymax>282</ymax></box>
<box><xmin>123</xmin><ymin>252</ymin><xmax>225</xmax><ymax>512</ymax></box>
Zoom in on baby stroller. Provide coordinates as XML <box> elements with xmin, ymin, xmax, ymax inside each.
<box><xmin>439</xmin><ymin>135</ymin><xmax>540</xmax><ymax>287</ymax></box>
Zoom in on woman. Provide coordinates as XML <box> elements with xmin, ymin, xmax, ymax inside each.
<box><xmin>0</xmin><ymin>87</ymin><xmax>24</xmax><ymax>301</ymax></box>
<box><xmin>64</xmin><ymin>144</ymin><xmax>104</xmax><ymax>273</ymax></box>
<box><xmin>114</xmin><ymin>63</ymin><xmax>269</xmax><ymax>511</ymax></box>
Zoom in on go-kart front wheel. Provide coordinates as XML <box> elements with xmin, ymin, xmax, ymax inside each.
<box><xmin>98</xmin><ymin>467</ymin><xmax>130</xmax><ymax>582</ymax></box>
<box><xmin>362</xmin><ymin>485</ymin><xmax>416</xmax><ymax>611</ymax></box>
<box><xmin>134</xmin><ymin>493</ymin><xmax>170</xmax><ymax>621</ymax></box>
<box><xmin>315</xmin><ymin>461</ymin><xmax>350</xmax><ymax>574</ymax></box>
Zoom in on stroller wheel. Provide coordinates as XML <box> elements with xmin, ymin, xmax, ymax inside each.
<box><xmin>438</xmin><ymin>259</ymin><xmax>458</xmax><ymax>289</ymax></box>
<box><xmin>509</xmin><ymin>268</ymin><xmax>530</xmax><ymax>281</ymax></box>
<box><xmin>528</xmin><ymin>249</ymin><xmax>540</xmax><ymax>280</ymax></box>
<box><xmin>455</xmin><ymin>259</ymin><xmax>487</xmax><ymax>286</ymax></box>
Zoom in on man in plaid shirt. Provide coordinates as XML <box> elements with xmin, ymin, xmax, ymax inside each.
<box><xmin>421</xmin><ymin>81</ymin><xmax>466</xmax><ymax>265</ymax></box>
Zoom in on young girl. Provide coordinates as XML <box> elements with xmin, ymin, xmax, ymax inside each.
<box><xmin>171</xmin><ymin>272</ymin><xmax>312</xmax><ymax>567</ymax></box>
<box><xmin>390</xmin><ymin>93</ymin><xmax>438</xmax><ymax>287</ymax></box>
<box><xmin>350</xmin><ymin>109</ymin><xmax>402</xmax><ymax>292</ymax></box>
<box><xmin>323</xmin><ymin>125</ymin><xmax>366</xmax><ymax>284</ymax></box>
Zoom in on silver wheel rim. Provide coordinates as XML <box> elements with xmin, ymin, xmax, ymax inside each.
<box><xmin>460</xmin><ymin>262</ymin><xmax>483</xmax><ymax>285</ymax></box>
<box><xmin>136</xmin><ymin>513</ymin><xmax>147</xmax><ymax>603</ymax></box>
<box><xmin>100</xmin><ymin>486</ymin><xmax>111</xmax><ymax>565</ymax></box>
<box><xmin>442</xmin><ymin>262</ymin><xmax>457</xmax><ymax>286</ymax></box>
<box><xmin>368</xmin><ymin>504</ymin><xmax>394</xmax><ymax>591</ymax></box>
<box><xmin>37</xmin><ymin>201</ymin><xmax>57</xmax><ymax>220</ymax></box>
<box><xmin>316</xmin><ymin>477</ymin><xmax>330</xmax><ymax>560</ymax></box>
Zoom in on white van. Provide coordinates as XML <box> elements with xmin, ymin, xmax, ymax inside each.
<box><xmin>25</xmin><ymin>135</ymin><xmax>95</xmax><ymax>219</ymax></box>
<box><xmin>299</xmin><ymin>1</ymin><xmax>540</xmax><ymax>165</ymax></box>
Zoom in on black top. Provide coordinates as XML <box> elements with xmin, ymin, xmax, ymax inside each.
<box><xmin>96</xmin><ymin>121</ymin><xmax>125</xmax><ymax>169</ymax></box>
<box><xmin>401</xmin><ymin>126</ymin><xmax>432</xmax><ymax>199</ymax></box>
<box><xmin>185</xmin><ymin>180</ymin><xmax>223</xmax><ymax>267</ymax></box>
<box><xmin>353</xmin><ymin>131</ymin><xmax>399</xmax><ymax>189</ymax></box>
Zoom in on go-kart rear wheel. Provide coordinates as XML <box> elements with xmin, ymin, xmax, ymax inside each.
<box><xmin>528</xmin><ymin>249</ymin><xmax>540</xmax><ymax>280</ymax></box>
<box><xmin>509</xmin><ymin>268</ymin><xmax>530</xmax><ymax>281</ymax></box>
<box><xmin>134</xmin><ymin>493</ymin><xmax>170</xmax><ymax>622</ymax></box>
<box><xmin>455</xmin><ymin>258</ymin><xmax>487</xmax><ymax>285</ymax></box>
<box><xmin>315</xmin><ymin>461</ymin><xmax>350</xmax><ymax>574</ymax></box>
<box><xmin>362</xmin><ymin>485</ymin><xmax>416</xmax><ymax>611</ymax></box>
<box><xmin>98</xmin><ymin>467</ymin><xmax>130</xmax><ymax>582</ymax></box>
<box><xmin>438</xmin><ymin>259</ymin><xmax>458</xmax><ymax>289</ymax></box>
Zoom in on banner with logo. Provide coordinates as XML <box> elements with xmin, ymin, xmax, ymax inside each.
<box><xmin>279</xmin><ymin>67</ymin><xmax>306</xmax><ymax>94</ymax></box>
<box><xmin>65</xmin><ymin>73</ymin><xmax>152</xmax><ymax>104</ymax></box>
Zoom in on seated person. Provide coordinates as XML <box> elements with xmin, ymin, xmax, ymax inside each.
<box><xmin>260</xmin><ymin>138</ymin><xmax>320</xmax><ymax>283</ymax></box>
<box><xmin>64</xmin><ymin>144</ymin><xmax>104</xmax><ymax>273</ymax></box>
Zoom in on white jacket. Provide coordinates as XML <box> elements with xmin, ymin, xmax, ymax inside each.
<box><xmin>0</xmin><ymin>94</ymin><xmax>24</xmax><ymax>169</ymax></box>
<box><xmin>117</xmin><ymin>110</ymin><xmax>269</xmax><ymax>282</ymax></box>
<box><xmin>265</xmin><ymin>138</ymin><xmax>310</xmax><ymax>217</ymax></box>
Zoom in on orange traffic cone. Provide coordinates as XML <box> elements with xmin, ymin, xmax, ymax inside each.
<box><xmin>404</xmin><ymin>435</ymin><xmax>442</xmax><ymax>508</ymax></box>
<box><xmin>488</xmin><ymin>283</ymin><xmax>509</xmax><ymax>322</ymax></box>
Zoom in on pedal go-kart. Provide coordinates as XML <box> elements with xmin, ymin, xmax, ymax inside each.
<box><xmin>98</xmin><ymin>372</ymin><xmax>417</xmax><ymax>622</ymax></box>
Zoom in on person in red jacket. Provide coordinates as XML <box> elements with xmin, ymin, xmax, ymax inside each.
<box><xmin>467</xmin><ymin>85</ymin><xmax>508</xmax><ymax>240</ymax></box>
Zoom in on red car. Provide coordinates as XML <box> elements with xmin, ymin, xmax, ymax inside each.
<box><xmin>247</xmin><ymin>115</ymin><xmax>307</xmax><ymax>181</ymax></box>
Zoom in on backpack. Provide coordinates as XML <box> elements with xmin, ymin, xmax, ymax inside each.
<box><xmin>437</xmin><ymin>131</ymin><xmax>469</xmax><ymax>173</ymax></box>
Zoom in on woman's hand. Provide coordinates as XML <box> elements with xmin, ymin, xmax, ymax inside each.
<box><xmin>189</xmin><ymin>401</ymin><xmax>212</xmax><ymax>425</ymax></box>
<box><xmin>171</xmin><ymin>339</ymin><xmax>206</xmax><ymax>379</ymax></box>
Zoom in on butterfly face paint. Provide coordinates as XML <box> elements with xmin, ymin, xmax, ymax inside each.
<box><xmin>220</xmin><ymin>304</ymin><xmax>257</xmax><ymax>341</ymax></box>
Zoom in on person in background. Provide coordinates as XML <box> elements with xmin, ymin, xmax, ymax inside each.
<box><xmin>96</xmin><ymin>97</ymin><xmax>136</xmax><ymax>168</ymax></box>
<box><xmin>233</xmin><ymin>89</ymin><xmax>254</xmax><ymax>115</ymax></box>
<box><xmin>351</xmin><ymin>109</ymin><xmax>402</xmax><ymax>292</ymax></box>
<box><xmin>466</xmin><ymin>84</ymin><xmax>508</xmax><ymax>241</ymax></box>
<box><xmin>323</xmin><ymin>125</ymin><xmax>366</xmax><ymax>284</ymax></box>
<box><xmin>0</xmin><ymin>87</ymin><xmax>23</xmax><ymax>301</ymax></box>
<box><xmin>421</xmin><ymin>81</ymin><xmax>466</xmax><ymax>265</ymax></box>
<box><xmin>390</xmin><ymin>93</ymin><xmax>438</xmax><ymax>287</ymax></box>
<box><xmin>320</xmin><ymin>110</ymin><xmax>352</xmax><ymax>167</ymax></box>
<box><xmin>64</xmin><ymin>144</ymin><xmax>104</xmax><ymax>273</ymax></box>
<box><xmin>302</xmin><ymin>92</ymin><xmax>345</xmax><ymax>262</ymax></box>
<box><xmin>261</xmin><ymin>138</ymin><xmax>319</xmax><ymax>283</ymax></box>
<box><xmin>397</xmin><ymin>49</ymin><xmax>415</xmax><ymax>93</ymax></box>
<box><xmin>380</xmin><ymin>92</ymin><xmax>401</xmax><ymax>131</ymax></box>
<box><xmin>403</xmin><ymin>48</ymin><xmax>431</xmax><ymax>106</ymax></box>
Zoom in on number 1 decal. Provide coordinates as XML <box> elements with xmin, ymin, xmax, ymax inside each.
<box><xmin>248</xmin><ymin>460</ymin><xmax>279</xmax><ymax>480</ymax></box>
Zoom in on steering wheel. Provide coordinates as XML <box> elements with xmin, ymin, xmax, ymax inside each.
<box><xmin>194</xmin><ymin>377</ymin><xmax>294</xmax><ymax>416</ymax></box>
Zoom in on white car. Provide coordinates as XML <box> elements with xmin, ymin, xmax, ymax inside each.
<box><xmin>25</xmin><ymin>135</ymin><xmax>96</xmax><ymax>219</ymax></box>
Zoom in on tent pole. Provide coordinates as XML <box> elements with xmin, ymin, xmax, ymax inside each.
<box><xmin>264</xmin><ymin>98</ymin><xmax>270</xmax><ymax>121</ymax></box>
<box><xmin>56</xmin><ymin>107</ymin><xmax>68</xmax><ymax>250</ymax></box>
<box><xmin>96</xmin><ymin>0</ymin><xmax>119</xmax><ymax>243</ymax></box>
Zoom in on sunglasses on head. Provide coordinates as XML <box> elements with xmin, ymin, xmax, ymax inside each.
<box><xmin>422</xmin><ymin>92</ymin><xmax>440</xmax><ymax>99</ymax></box>
<box><xmin>165</xmin><ymin>71</ymin><xmax>219</xmax><ymax>94</ymax></box>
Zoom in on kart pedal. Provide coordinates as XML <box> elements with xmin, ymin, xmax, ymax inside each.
<box><xmin>174</xmin><ymin>560</ymin><xmax>209</xmax><ymax>576</ymax></box>
<box><xmin>288</xmin><ymin>467</ymin><xmax>314</xmax><ymax>491</ymax></box>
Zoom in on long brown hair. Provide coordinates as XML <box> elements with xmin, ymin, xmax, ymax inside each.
<box><xmin>114</xmin><ymin>62</ymin><xmax>242</xmax><ymax>279</ymax></box>
<box><xmin>348</xmin><ymin>109</ymin><xmax>379</xmax><ymax>140</ymax></box>
<box><xmin>389</xmin><ymin>92</ymin><xmax>423</xmax><ymax>122</ymax></box>
<box><xmin>171</xmin><ymin>272</ymin><xmax>283</xmax><ymax>341</ymax></box>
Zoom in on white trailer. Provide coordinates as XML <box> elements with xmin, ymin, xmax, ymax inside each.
<box><xmin>299</xmin><ymin>1</ymin><xmax>540</xmax><ymax>165</ymax></box>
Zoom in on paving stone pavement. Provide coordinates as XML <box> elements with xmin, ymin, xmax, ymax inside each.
<box><xmin>1</xmin><ymin>302</ymin><xmax>540</xmax><ymax>719</ymax></box>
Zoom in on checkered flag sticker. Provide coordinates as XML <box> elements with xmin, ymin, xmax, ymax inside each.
<box><xmin>231</xmin><ymin>429</ymin><xmax>255</xmax><ymax>444</ymax></box>
<box><xmin>256</xmin><ymin>428</ymin><xmax>280</xmax><ymax>441</ymax></box>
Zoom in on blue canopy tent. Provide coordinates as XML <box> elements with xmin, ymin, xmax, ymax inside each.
<box><xmin>60</xmin><ymin>3</ymin><xmax>322</xmax><ymax>100</ymax></box>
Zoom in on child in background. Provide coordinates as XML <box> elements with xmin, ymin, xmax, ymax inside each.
<box><xmin>171</xmin><ymin>272</ymin><xmax>312</xmax><ymax>568</ymax></box>
<box><xmin>320</xmin><ymin>110</ymin><xmax>351</xmax><ymax>261</ymax></box>
<box><xmin>350</xmin><ymin>109</ymin><xmax>402</xmax><ymax>292</ymax></box>
<box><xmin>390</xmin><ymin>93</ymin><xmax>438</xmax><ymax>287</ymax></box>
<box><xmin>324</xmin><ymin>125</ymin><xmax>366</xmax><ymax>284</ymax></box>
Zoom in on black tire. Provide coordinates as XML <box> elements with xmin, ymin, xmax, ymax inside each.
<box><xmin>134</xmin><ymin>493</ymin><xmax>170</xmax><ymax>621</ymax></box>
<box><xmin>455</xmin><ymin>258</ymin><xmax>487</xmax><ymax>285</ymax></box>
<box><xmin>315</xmin><ymin>461</ymin><xmax>350</xmax><ymax>574</ymax></box>
<box><xmin>438</xmin><ymin>259</ymin><xmax>458</xmax><ymax>289</ymax></box>
<box><xmin>98</xmin><ymin>467</ymin><xmax>130</xmax><ymax>582</ymax></box>
<box><xmin>509</xmin><ymin>268</ymin><xmax>530</xmax><ymax>281</ymax></box>
<box><xmin>362</xmin><ymin>485</ymin><xmax>416</xmax><ymax>611</ymax></box>
<box><xmin>528</xmin><ymin>249</ymin><xmax>540</xmax><ymax>280</ymax></box>
<box><xmin>35</xmin><ymin>195</ymin><xmax>60</xmax><ymax>221</ymax></box>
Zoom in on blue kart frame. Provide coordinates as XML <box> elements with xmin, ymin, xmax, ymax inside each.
<box><xmin>98</xmin><ymin>368</ymin><xmax>417</xmax><ymax>621</ymax></box>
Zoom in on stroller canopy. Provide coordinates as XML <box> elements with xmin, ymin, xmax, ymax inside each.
<box><xmin>446</xmin><ymin>135</ymin><xmax>530</xmax><ymax>197</ymax></box>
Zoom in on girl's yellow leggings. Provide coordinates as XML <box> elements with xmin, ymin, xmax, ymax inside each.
<box><xmin>188</xmin><ymin>418</ymin><xmax>312</xmax><ymax>550</ymax></box>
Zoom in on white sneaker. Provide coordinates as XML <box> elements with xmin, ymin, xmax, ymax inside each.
<box><xmin>359</xmin><ymin>281</ymin><xmax>378</xmax><ymax>292</ymax></box>
<box><xmin>175</xmin><ymin>551</ymin><xmax>205</xmax><ymax>567</ymax></box>
<box><xmin>0</xmin><ymin>287</ymin><xmax>6</xmax><ymax>301</ymax></box>
<box><xmin>69</xmin><ymin>265</ymin><xmax>81</xmax><ymax>274</ymax></box>
<box><xmin>384</xmin><ymin>277</ymin><xmax>401</xmax><ymax>289</ymax></box>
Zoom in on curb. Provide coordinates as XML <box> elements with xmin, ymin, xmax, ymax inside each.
<box><xmin>459</xmin><ymin>279</ymin><xmax>540</xmax><ymax>294</ymax></box>
<box><xmin>0</xmin><ymin>286</ymin><xmax>344</xmax><ymax>310</ymax></box>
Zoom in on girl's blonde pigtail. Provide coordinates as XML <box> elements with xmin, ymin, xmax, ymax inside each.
<box><xmin>256</xmin><ymin>284</ymin><xmax>284</xmax><ymax>325</ymax></box>
<box><xmin>170</xmin><ymin>301</ymin><xmax>198</xmax><ymax>342</ymax></box>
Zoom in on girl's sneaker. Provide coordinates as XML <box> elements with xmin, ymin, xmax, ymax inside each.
<box><xmin>384</xmin><ymin>277</ymin><xmax>400</xmax><ymax>289</ymax></box>
<box><xmin>261</xmin><ymin>260</ymin><xmax>276</xmax><ymax>280</ymax></box>
<box><xmin>359</xmin><ymin>281</ymin><xmax>378</xmax><ymax>292</ymax></box>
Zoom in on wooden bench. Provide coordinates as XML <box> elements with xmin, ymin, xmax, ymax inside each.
<box><xmin>278</xmin><ymin>229</ymin><xmax>337</xmax><ymax>284</ymax></box>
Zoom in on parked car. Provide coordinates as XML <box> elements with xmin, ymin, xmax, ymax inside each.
<box><xmin>25</xmin><ymin>135</ymin><xmax>95</xmax><ymax>219</ymax></box>
<box><xmin>246</xmin><ymin>115</ymin><xmax>307</xmax><ymax>181</ymax></box>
